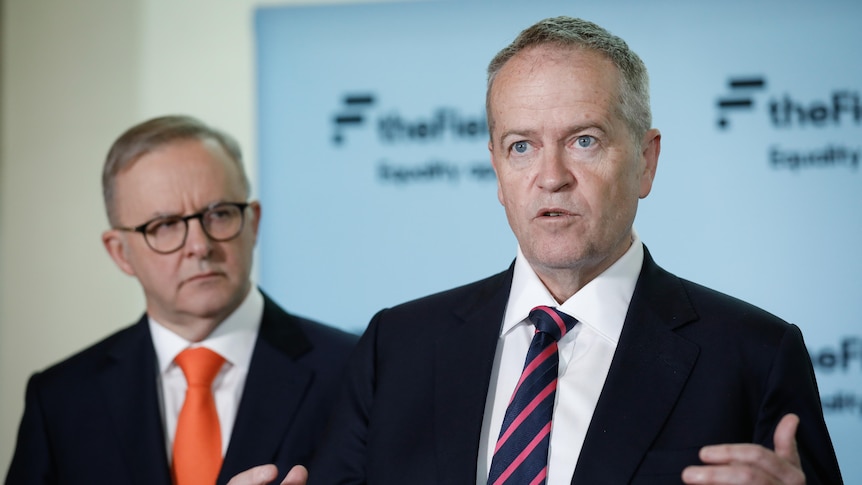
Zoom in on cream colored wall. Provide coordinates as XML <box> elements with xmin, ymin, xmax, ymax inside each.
<box><xmin>0</xmin><ymin>0</ymin><xmax>383</xmax><ymax>473</ymax></box>
<box><xmin>0</xmin><ymin>0</ymin><xmax>144</xmax><ymax>472</ymax></box>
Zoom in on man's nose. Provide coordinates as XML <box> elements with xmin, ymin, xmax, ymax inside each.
<box><xmin>536</xmin><ymin>146</ymin><xmax>574</xmax><ymax>192</ymax></box>
<box><xmin>184</xmin><ymin>217</ymin><xmax>213</xmax><ymax>257</ymax></box>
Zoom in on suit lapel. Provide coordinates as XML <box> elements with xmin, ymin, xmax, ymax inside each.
<box><xmin>100</xmin><ymin>317</ymin><xmax>173</xmax><ymax>485</ymax></box>
<box><xmin>218</xmin><ymin>295</ymin><xmax>314</xmax><ymax>484</ymax></box>
<box><xmin>434</xmin><ymin>267</ymin><xmax>514</xmax><ymax>483</ymax></box>
<box><xmin>572</xmin><ymin>249</ymin><xmax>700</xmax><ymax>484</ymax></box>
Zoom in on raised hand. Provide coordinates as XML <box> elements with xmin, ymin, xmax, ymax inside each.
<box><xmin>682</xmin><ymin>413</ymin><xmax>805</xmax><ymax>484</ymax></box>
<box><xmin>227</xmin><ymin>464</ymin><xmax>309</xmax><ymax>485</ymax></box>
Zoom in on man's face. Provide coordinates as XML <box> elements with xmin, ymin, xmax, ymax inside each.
<box><xmin>488</xmin><ymin>45</ymin><xmax>659</xmax><ymax>294</ymax></box>
<box><xmin>103</xmin><ymin>138</ymin><xmax>260</xmax><ymax>329</ymax></box>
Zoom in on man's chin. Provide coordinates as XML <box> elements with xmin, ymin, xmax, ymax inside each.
<box><xmin>179</xmin><ymin>286</ymin><xmax>242</xmax><ymax>318</ymax></box>
<box><xmin>526</xmin><ymin>246</ymin><xmax>589</xmax><ymax>270</ymax></box>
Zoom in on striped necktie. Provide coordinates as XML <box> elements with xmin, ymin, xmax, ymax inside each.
<box><xmin>487</xmin><ymin>306</ymin><xmax>578</xmax><ymax>485</ymax></box>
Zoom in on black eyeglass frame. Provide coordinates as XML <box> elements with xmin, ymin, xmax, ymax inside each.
<box><xmin>115</xmin><ymin>201</ymin><xmax>250</xmax><ymax>254</ymax></box>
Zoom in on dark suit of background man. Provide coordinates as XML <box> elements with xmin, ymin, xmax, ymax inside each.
<box><xmin>5</xmin><ymin>115</ymin><xmax>358</xmax><ymax>485</ymax></box>
<box><xmin>231</xmin><ymin>16</ymin><xmax>843</xmax><ymax>485</ymax></box>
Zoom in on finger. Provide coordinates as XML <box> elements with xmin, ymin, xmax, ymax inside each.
<box><xmin>698</xmin><ymin>442</ymin><xmax>766</xmax><ymax>465</ymax></box>
<box><xmin>682</xmin><ymin>463</ymin><xmax>763</xmax><ymax>484</ymax></box>
<box><xmin>227</xmin><ymin>464</ymin><xmax>279</xmax><ymax>485</ymax></box>
<box><xmin>691</xmin><ymin>414</ymin><xmax>806</xmax><ymax>485</ymax></box>
<box><xmin>282</xmin><ymin>465</ymin><xmax>309</xmax><ymax>485</ymax></box>
<box><xmin>773</xmin><ymin>413</ymin><xmax>801</xmax><ymax>467</ymax></box>
<box><xmin>697</xmin><ymin>443</ymin><xmax>790</xmax><ymax>482</ymax></box>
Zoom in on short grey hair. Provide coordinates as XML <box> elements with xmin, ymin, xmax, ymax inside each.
<box><xmin>102</xmin><ymin>115</ymin><xmax>250</xmax><ymax>226</ymax></box>
<box><xmin>486</xmin><ymin>16</ymin><xmax>652</xmax><ymax>141</ymax></box>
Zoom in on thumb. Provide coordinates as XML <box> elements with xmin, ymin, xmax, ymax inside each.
<box><xmin>774</xmin><ymin>413</ymin><xmax>801</xmax><ymax>467</ymax></box>
<box><xmin>281</xmin><ymin>465</ymin><xmax>309</xmax><ymax>485</ymax></box>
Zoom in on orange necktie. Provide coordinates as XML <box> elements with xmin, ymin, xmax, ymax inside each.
<box><xmin>172</xmin><ymin>347</ymin><xmax>225</xmax><ymax>485</ymax></box>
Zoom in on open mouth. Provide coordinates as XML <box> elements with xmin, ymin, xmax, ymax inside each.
<box><xmin>538</xmin><ymin>208</ymin><xmax>573</xmax><ymax>218</ymax></box>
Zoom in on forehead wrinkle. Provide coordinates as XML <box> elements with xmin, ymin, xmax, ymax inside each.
<box><xmin>143</xmin><ymin>198</ymin><xmax>233</xmax><ymax>220</ymax></box>
<box><xmin>493</xmin><ymin>86</ymin><xmax>612</xmax><ymax>145</ymax></box>
<box><xmin>497</xmin><ymin>119</ymin><xmax>608</xmax><ymax>145</ymax></box>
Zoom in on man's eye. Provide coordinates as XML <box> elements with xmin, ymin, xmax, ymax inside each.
<box><xmin>147</xmin><ymin>218</ymin><xmax>180</xmax><ymax>236</ymax></box>
<box><xmin>512</xmin><ymin>141</ymin><xmax>529</xmax><ymax>154</ymax></box>
<box><xmin>577</xmin><ymin>136</ymin><xmax>595</xmax><ymax>148</ymax></box>
<box><xmin>209</xmin><ymin>209</ymin><xmax>231</xmax><ymax>219</ymax></box>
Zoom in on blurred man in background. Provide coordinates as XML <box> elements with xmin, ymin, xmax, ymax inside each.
<box><xmin>6</xmin><ymin>115</ymin><xmax>357</xmax><ymax>485</ymax></box>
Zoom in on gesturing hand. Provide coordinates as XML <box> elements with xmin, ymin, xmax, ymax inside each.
<box><xmin>227</xmin><ymin>464</ymin><xmax>309</xmax><ymax>485</ymax></box>
<box><xmin>682</xmin><ymin>413</ymin><xmax>805</xmax><ymax>484</ymax></box>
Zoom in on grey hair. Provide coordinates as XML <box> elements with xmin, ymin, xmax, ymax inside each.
<box><xmin>102</xmin><ymin>115</ymin><xmax>250</xmax><ymax>226</ymax></box>
<box><xmin>486</xmin><ymin>16</ymin><xmax>651</xmax><ymax>141</ymax></box>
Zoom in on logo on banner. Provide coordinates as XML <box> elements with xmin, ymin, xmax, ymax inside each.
<box><xmin>330</xmin><ymin>92</ymin><xmax>493</xmax><ymax>184</ymax></box>
<box><xmin>715</xmin><ymin>76</ymin><xmax>861</xmax><ymax>171</ymax></box>
<box><xmin>332</xmin><ymin>94</ymin><xmax>377</xmax><ymax>145</ymax></box>
<box><xmin>716</xmin><ymin>77</ymin><xmax>767</xmax><ymax>129</ymax></box>
<box><xmin>331</xmin><ymin>92</ymin><xmax>486</xmax><ymax>146</ymax></box>
<box><xmin>716</xmin><ymin>77</ymin><xmax>862</xmax><ymax>130</ymax></box>
<box><xmin>811</xmin><ymin>336</ymin><xmax>862</xmax><ymax>372</ymax></box>
<box><xmin>810</xmin><ymin>336</ymin><xmax>862</xmax><ymax>418</ymax></box>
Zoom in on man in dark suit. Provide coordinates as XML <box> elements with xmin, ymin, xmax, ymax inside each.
<box><xmin>231</xmin><ymin>16</ymin><xmax>842</xmax><ymax>485</ymax></box>
<box><xmin>5</xmin><ymin>115</ymin><xmax>357</xmax><ymax>485</ymax></box>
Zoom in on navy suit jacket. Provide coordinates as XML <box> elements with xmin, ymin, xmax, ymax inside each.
<box><xmin>6</xmin><ymin>293</ymin><xmax>358</xmax><ymax>485</ymax></box>
<box><xmin>309</xmin><ymin>249</ymin><xmax>842</xmax><ymax>484</ymax></box>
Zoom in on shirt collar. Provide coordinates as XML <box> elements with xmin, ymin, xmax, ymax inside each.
<box><xmin>149</xmin><ymin>286</ymin><xmax>263</xmax><ymax>373</ymax></box>
<box><xmin>503</xmin><ymin>231</ymin><xmax>644</xmax><ymax>344</ymax></box>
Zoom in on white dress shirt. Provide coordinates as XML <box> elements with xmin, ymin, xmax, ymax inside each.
<box><xmin>149</xmin><ymin>287</ymin><xmax>262</xmax><ymax>460</ymax></box>
<box><xmin>477</xmin><ymin>234</ymin><xmax>644</xmax><ymax>485</ymax></box>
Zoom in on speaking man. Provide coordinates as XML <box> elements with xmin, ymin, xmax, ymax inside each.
<box><xmin>231</xmin><ymin>16</ymin><xmax>842</xmax><ymax>485</ymax></box>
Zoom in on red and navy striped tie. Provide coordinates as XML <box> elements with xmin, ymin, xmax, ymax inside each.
<box><xmin>487</xmin><ymin>306</ymin><xmax>578</xmax><ymax>485</ymax></box>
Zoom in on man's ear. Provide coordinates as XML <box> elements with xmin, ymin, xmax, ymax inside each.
<box><xmin>638</xmin><ymin>128</ymin><xmax>661</xmax><ymax>199</ymax></box>
<box><xmin>102</xmin><ymin>229</ymin><xmax>136</xmax><ymax>276</ymax></box>
<box><xmin>248</xmin><ymin>201</ymin><xmax>262</xmax><ymax>242</ymax></box>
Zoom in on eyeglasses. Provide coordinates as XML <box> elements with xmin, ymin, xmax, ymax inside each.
<box><xmin>115</xmin><ymin>202</ymin><xmax>250</xmax><ymax>254</ymax></box>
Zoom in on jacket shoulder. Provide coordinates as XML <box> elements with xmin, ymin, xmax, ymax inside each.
<box><xmin>28</xmin><ymin>318</ymin><xmax>147</xmax><ymax>387</ymax></box>
<box><xmin>259</xmin><ymin>292</ymin><xmax>359</xmax><ymax>357</ymax></box>
<box><xmin>383</xmin><ymin>267</ymin><xmax>512</xmax><ymax>317</ymax></box>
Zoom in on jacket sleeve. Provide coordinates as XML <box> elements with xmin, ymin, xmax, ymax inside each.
<box><xmin>5</xmin><ymin>373</ymin><xmax>56</xmax><ymax>485</ymax></box>
<box><xmin>306</xmin><ymin>310</ymin><xmax>384</xmax><ymax>485</ymax></box>
<box><xmin>755</xmin><ymin>324</ymin><xmax>843</xmax><ymax>485</ymax></box>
